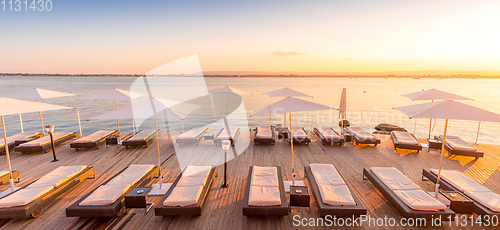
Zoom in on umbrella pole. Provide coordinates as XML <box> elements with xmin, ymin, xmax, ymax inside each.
<box><xmin>428</xmin><ymin>119</ymin><xmax>432</xmax><ymax>140</ymax></box>
<box><xmin>77</xmin><ymin>111</ymin><xmax>82</xmax><ymax>136</ymax></box>
<box><xmin>1</xmin><ymin>116</ymin><xmax>15</xmax><ymax>191</ymax></box>
<box><xmin>413</xmin><ymin>118</ymin><xmax>417</xmax><ymax>134</ymax></box>
<box><xmin>155</xmin><ymin>118</ymin><xmax>162</xmax><ymax>189</ymax></box>
<box><xmin>290</xmin><ymin>113</ymin><xmax>295</xmax><ymax>186</ymax></box>
<box><xmin>187</xmin><ymin>116</ymin><xmax>189</xmax><ymax>129</ymax></box>
<box><xmin>115</xmin><ymin>99</ymin><xmax>120</xmax><ymax>133</ymax></box>
<box><xmin>475</xmin><ymin>121</ymin><xmax>481</xmax><ymax>145</ymax></box>
<box><xmin>132</xmin><ymin>119</ymin><xmax>136</xmax><ymax>133</ymax></box>
<box><xmin>284</xmin><ymin>113</ymin><xmax>286</xmax><ymax>127</ymax></box>
<box><xmin>19</xmin><ymin>114</ymin><xmax>23</xmax><ymax>133</ymax></box>
<box><xmin>182</xmin><ymin>119</ymin><xmax>184</xmax><ymax>132</ymax></box>
<box><xmin>435</xmin><ymin>119</ymin><xmax>448</xmax><ymax>198</ymax></box>
<box><xmin>310</xmin><ymin>111</ymin><xmax>312</xmax><ymax>131</ymax></box>
<box><xmin>37</xmin><ymin>99</ymin><xmax>45</xmax><ymax>135</ymax></box>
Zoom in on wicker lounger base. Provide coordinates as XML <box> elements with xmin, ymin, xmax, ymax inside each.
<box><xmin>14</xmin><ymin>132</ymin><xmax>79</xmax><ymax>153</ymax></box>
<box><xmin>123</xmin><ymin>130</ymin><xmax>159</xmax><ymax>149</ymax></box>
<box><xmin>0</xmin><ymin>170</ymin><xmax>20</xmax><ymax>185</ymax></box>
<box><xmin>154</xmin><ymin>167</ymin><xmax>218</xmax><ymax>216</ymax></box>
<box><xmin>254</xmin><ymin>138</ymin><xmax>275</xmax><ymax>145</ymax></box>
<box><xmin>70</xmin><ymin>131</ymin><xmax>119</xmax><ymax>150</ymax></box>
<box><xmin>304</xmin><ymin>166</ymin><xmax>366</xmax><ymax>218</ymax></box>
<box><xmin>391</xmin><ymin>132</ymin><xmax>422</xmax><ymax>153</ymax></box>
<box><xmin>65</xmin><ymin>166</ymin><xmax>159</xmax><ymax>217</ymax></box>
<box><xmin>422</xmin><ymin>169</ymin><xmax>499</xmax><ymax>217</ymax></box>
<box><xmin>243</xmin><ymin>166</ymin><xmax>289</xmax><ymax>216</ymax></box>
<box><xmin>0</xmin><ymin>167</ymin><xmax>95</xmax><ymax>219</ymax></box>
<box><xmin>363</xmin><ymin>168</ymin><xmax>454</xmax><ymax>221</ymax></box>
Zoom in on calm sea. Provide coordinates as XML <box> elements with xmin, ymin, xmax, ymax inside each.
<box><xmin>1</xmin><ymin>76</ymin><xmax>499</xmax><ymax>145</ymax></box>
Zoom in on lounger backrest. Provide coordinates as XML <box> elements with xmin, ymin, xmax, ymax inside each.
<box><xmin>20</xmin><ymin>132</ymin><xmax>73</xmax><ymax>146</ymax></box>
<box><xmin>392</xmin><ymin>131</ymin><xmax>419</xmax><ymax>145</ymax></box>
<box><xmin>0</xmin><ymin>132</ymin><xmax>39</xmax><ymax>146</ymax></box>
<box><xmin>310</xmin><ymin>164</ymin><xmax>356</xmax><ymax>206</ymax></box>
<box><xmin>177</xmin><ymin>127</ymin><xmax>208</xmax><ymax>139</ymax></box>
<box><xmin>256</xmin><ymin>126</ymin><xmax>272</xmax><ymax>138</ymax></box>
<box><xmin>74</xmin><ymin>130</ymin><xmax>114</xmax><ymax>142</ymax></box>
<box><xmin>128</xmin><ymin>130</ymin><xmax>156</xmax><ymax>141</ymax></box>
<box><xmin>290</xmin><ymin>127</ymin><xmax>307</xmax><ymax>137</ymax></box>
<box><xmin>162</xmin><ymin>165</ymin><xmax>212</xmax><ymax>207</ymax></box>
<box><xmin>348</xmin><ymin>127</ymin><xmax>375</xmax><ymax>139</ymax></box>
<box><xmin>29</xmin><ymin>165</ymin><xmax>87</xmax><ymax>188</ymax></box>
<box><xmin>315</xmin><ymin>127</ymin><xmax>339</xmax><ymax>138</ymax></box>
<box><xmin>439</xmin><ymin>135</ymin><xmax>476</xmax><ymax>152</ymax></box>
<box><xmin>217</xmin><ymin>127</ymin><xmax>239</xmax><ymax>139</ymax></box>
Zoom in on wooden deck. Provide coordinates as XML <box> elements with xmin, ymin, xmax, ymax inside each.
<box><xmin>1</xmin><ymin>131</ymin><xmax>499</xmax><ymax>229</ymax></box>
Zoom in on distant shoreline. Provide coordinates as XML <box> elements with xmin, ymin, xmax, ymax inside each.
<box><xmin>1</xmin><ymin>73</ymin><xmax>499</xmax><ymax>79</ymax></box>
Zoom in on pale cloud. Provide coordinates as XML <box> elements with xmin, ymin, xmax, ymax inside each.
<box><xmin>272</xmin><ymin>51</ymin><xmax>308</xmax><ymax>56</ymax></box>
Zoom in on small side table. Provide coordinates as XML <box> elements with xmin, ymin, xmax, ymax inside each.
<box><xmin>290</xmin><ymin>185</ymin><xmax>310</xmax><ymax>207</ymax></box>
<box><xmin>428</xmin><ymin>139</ymin><xmax>443</xmax><ymax>151</ymax></box>
<box><xmin>203</xmin><ymin>133</ymin><xmax>214</xmax><ymax>140</ymax></box>
<box><xmin>439</xmin><ymin>191</ymin><xmax>473</xmax><ymax>214</ymax></box>
<box><xmin>106</xmin><ymin>135</ymin><xmax>120</xmax><ymax>145</ymax></box>
<box><xmin>125</xmin><ymin>187</ymin><xmax>153</xmax><ymax>212</ymax></box>
<box><xmin>344</xmin><ymin>134</ymin><xmax>353</xmax><ymax>143</ymax></box>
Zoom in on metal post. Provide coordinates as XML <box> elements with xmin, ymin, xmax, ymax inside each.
<box><xmin>428</xmin><ymin>119</ymin><xmax>432</xmax><ymax>140</ymax></box>
<box><xmin>50</xmin><ymin>132</ymin><xmax>58</xmax><ymax>162</ymax></box>
<box><xmin>475</xmin><ymin>121</ymin><xmax>481</xmax><ymax>145</ymax></box>
<box><xmin>19</xmin><ymin>114</ymin><xmax>23</xmax><ymax>133</ymax></box>
<box><xmin>1</xmin><ymin>116</ymin><xmax>16</xmax><ymax>191</ymax></box>
<box><xmin>77</xmin><ymin>111</ymin><xmax>82</xmax><ymax>136</ymax></box>
<box><xmin>413</xmin><ymin>118</ymin><xmax>417</xmax><ymax>135</ymax></box>
<box><xmin>115</xmin><ymin>99</ymin><xmax>120</xmax><ymax>133</ymax></box>
<box><xmin>435</xmin><ymin>119</ymin><xmax>448</xmax><ymax>197</ymax></box>
<box><xmin>155</xmin><ymin>118</ymin><xmax>162</xmax><ymax>189</ymax></box>
<box><xmin>290</xmin><ymin>112</ymin><xmax>295</xmax><ymax>186</ymax></box>
<box><xmin>132</xmin><ymin>119</ymin><xmax>136</xmax><ymax>133</ymax></box>
<box><xmin>222</xmin><ymin>148</ymin><xmax>228</xmax><ymax>188</ymax></box>
<box><xmin>37</xmin><ymin>99</ymin><xmax>45</xmax><ymax>135</ymax></box>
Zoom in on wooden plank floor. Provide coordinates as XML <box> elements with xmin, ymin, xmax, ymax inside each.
<box><xmin>1</xmin><ymin>131</ymin><xmax>499</xmax><ymax>229</ymax></box>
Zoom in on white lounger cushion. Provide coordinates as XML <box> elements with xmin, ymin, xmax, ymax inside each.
<box><xmin>72</xmin><ymin>130</ymin><xmax>114</xmax><ymax>143</ymax></box>
<box><xmin>163</xmin><ymin>166</ymin><xmax>212</xmax><ymax>207</ymax></box>
<box><xmin>79</xmin><ymin>164</ymin><xmax>154</xmax><ymax>206</ymax></box>
<box><xmin>430</xmin><ymin>169</ymin><xmax>500</xmax><ymax>212</ymax></box>
<box><xmin>430</xmin><ymin>169</ymin><xmax>490</xmax><ymax>193</ymax></box>
<box><xmin>0</xmin><ymin>186</ymin><xmax>54</xmax><ymax>208</ymax></box>
<box><xmin>19</xmin><ymin>132</ymin><xmax>72</xmax><ymax>147</ymax></box>
<box><xmin>465</xmin><ymin>191</ymin><xmax>500</xmax><ymax>212</ymax></box>
<box><xmin>79</xmin><ymin>184</ymin><xmax>130</xmax><ymax>206</ymax></box>
<box><xmin>256</xmin><ymin>126</ymin><xmax>272</xmax><ymax>138</ymax></box>
<box><xmin>371</xmin><ymin>167</ymin><xmax>420</xmax><ymax>190</ymax></box>
<box><xmin>128</xmin><ymin>130</ymin><xmax>155</xmax><ymax>141</ymax></box>
<box><xmin>29</xmin><ymin>165</ymin><xmax>87</xmax><ymax>188</ymax></box>
<box><xmin>177</xmin><ymin>127</ymin><xmax>207</xmax><ymax>139</ymax></box>
<box><xmin>163</xmin><ymin>185</ymin><xmax>204</xmax><ymax>207</ymax></box>
<box><xmin>248</xmin><ymin>186</ymin><xmax>281</xmax><ymax>206</ymax></box>
<box><xmin>177</xmin><ymin>166</ymin><xmax>211</xmax><ymax>187</ymax></box>
<box><xmin>318</xmin><ymin>184</ymin><xmax>356</xmax><ymax>206</ymax></box>
<box><xmin>107</xmin><ymin>165</ymin><xmax>154</xmax><ymax>186</ymax></box>
<box><xmin>394</xmin><ymin>190</ymin><xmax>446</xmax><ymax>211</ymax></box>
<box><xmin>310</xmin><ymin>164</ymin><xmax>345</xmax><ymax>186</ymax></box>
<box><xmin>0</xmin><ymin>171</ymin><xmax>8</xmax><ymax>177</ymax></box>
<box><xmin>217</xmin><ymin>127</ymin><xmax>239</xmax><ymax>139</ymax></box>
<box><xmin>251</xmin><ymin>166</ymin><xmax>278</xmax><ymax>187</ymax></box>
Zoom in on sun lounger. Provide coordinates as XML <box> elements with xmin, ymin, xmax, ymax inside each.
<box><xmin>435</xmin><ymin>135</ymin><xmax>483</xmax><ymax>159</ymax></box>
<box><xmin>314</xmin><ymin>127</ymin><xmax>344</xmax><ymax>146</ymax></box>
<box><xmin>243</xmin><ymin>166</ymin><xmax>289</xmax><ymax>216</ymax></box>
<box><xmin>346</xmin><ymin>127</ymin><xmax>380</xmax><ymax>146</ymax></box>
<box><xmin>214</xmin><ymin>127</ymin><xmax>240</xmax><ymax>145</ymax></box>
<box><xmin>363</xmin><ymin>167</ymin><xmax>454</xmax><ymax>220</ymax></box>
<box><xmin>65</xmin><ymin>164</ymin><xmax>159</xmax><ymax>217</ymax></box>
<box><xmin>287</xmin><ymin>126</ymin><xmax>311</xmax><ymax>145</ymax></box>
<box><xmin>0</xmin><ymin>165</ymin><xmax>95</xmax><ymax>218</ymax></box>
<box><xmin>14</xmin><ymin>132</ymin><xmax>79</xmax><ymax>153</ymax></box>
<box><xmin>0</xmin><ymin>170</ymin><xmax>20</xmax><ymax>185</ymax></box>
<box><xmin>176</xmin><ymin>127</ymin><xmax>209</xmax><ymax>145</ymax></box>
<box><xmin>305</xmin><ymin>164</ymin><xmax>366</xmax><ymax>217</ymax></box>
<box><xmin>70</xmin><ymin>130</ymin><xmax>118</xmax><ymax>150</ymax></box>
<box><xmin>422</xmin><ymin>169</ymin><xmax>500</xmax><ymax>217</ymax></box>
<box><xmin>1</xmin><ymin>132</ymin><xmax>43</xmax><ymax>154</ymax></box>
<box><xmin>155</xmin><ymin>165</ymin><xmax>217</xmax><ymax>216</ymax></box>
<box><xmin>254</xmin><ymin>126</ymin><xmax>275</xmax><ymax>145</ymax></box>
<box><xmin>391</xmin><ymin>131</ymin><xmax>422</xmax><ymax>153</ymax></box>
<box><xmin>122</xmin><ymin>129</ymin><xmax>159</xmax><ymax>149</ymax></box>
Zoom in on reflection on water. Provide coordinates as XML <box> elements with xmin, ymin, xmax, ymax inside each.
<box><xmin>1</xmin><ymin>76</ymin><xmax>499</xmax><ymax>144</ymax></box>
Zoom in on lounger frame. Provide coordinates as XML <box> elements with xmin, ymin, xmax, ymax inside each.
<box><xmin>0</xmin><ymin>166</ymin><xmax>95</xmax><ymax>219</ymax></box>
<box><xmin>154</xmin><ymin>166</ymin><xmax>218</xmax><ymax>216</ymax></box>
<box><xmin>1</xmin><ymin>133</ymin><xmax>44</xmax><ymax>154</ymax></box>
<box><xmin>304</xmin><ymin>166</ymin><xmax>366</xmax><ymax>217</ymax></box>
<box><xmin>287</xmin><ymin>127</ymin><xmax>311</xmax><ymax>145</ymax></box>
<box><xmin>391</xmin><ymin>131</ymin><xmax>422</xmax><ymax>153</ymax></box>
<box><xmin>435</xmin><ymin>136</ymin><xmax>484</xmax><ymax>159</ymax></box>
<box><xmin>14</xmin><ymin>132</ymin><xmax>79</xmax><ymax>153</ymax></box>
<box><xmin>176</xmin><ymin>127</ymin><xmax>209</xmax><ymax>145</ymax></box>
<box><xmin>70</xmin><ymin>130</ymin><xmax>119</xmax><ymax>150</ymax></box>
<box><xmin>363</xmin><ymin>168</ymin><xmax>454</xmax><ymax>220</ymax></box>
<box><xmin>254</xmin><ymin>126</ymin><xmax>275</xmax><ymax>145</ymax></box>
<box><xmin>0</xmin><ymin>170</ymin><xmax>20</xmax><ymax>185</ymax></box>
<box><xmin>242</xmin><ymin>166</ymin><xmax>289</xmax><ymax>216</ymax></box>
<box><xmin>123</xmin><ymin>130</ymin><xmax>160</xmax><ymax>149</ymax></box>
<box><xmin>214</xmin><ymin>128</ymin><xmax>240</xmax><ymax>145</ymax></box>
<box><xmin>347</xmin><ymin>128</ymin><xmax>380</xmax><ymax>146</ymax></box>
<box><xmin>314</xmin><ymin>127</ymin><xmax>344</xmax><ymax>146</ymax></box>
<box><xmin>422</xmin><ymin>169</ymin><xmax>500</xmax><ymax>217</ymax></box>
<box><xmin>65</xmin><ymin>165</ymin><xmax>159</xmax><ymax>217</ymax></box>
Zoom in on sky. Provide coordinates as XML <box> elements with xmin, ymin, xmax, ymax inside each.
<box><xmin>0</xmin><ymin>0</ymin><xmax>499</xmax><ymax>74</ymax></box>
